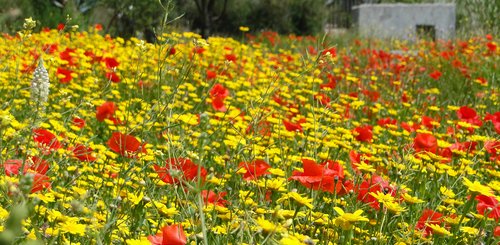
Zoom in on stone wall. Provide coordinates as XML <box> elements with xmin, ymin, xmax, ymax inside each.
<box><xmin>352</xmin><ymin>3</ymin><xmax>456</xmax><ymax>40</ymax></box>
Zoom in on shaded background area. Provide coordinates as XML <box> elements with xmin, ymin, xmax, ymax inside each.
<box><xmin>0</xmin><ymin>0</ymin><xmax>498</xmax><ymax>40</ymax></box>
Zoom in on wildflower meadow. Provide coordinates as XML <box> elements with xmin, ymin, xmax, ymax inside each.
<box><xmin>0</xmin><ymin>19</ymin><xmax>499</xmax><ymax>245</ymax></box>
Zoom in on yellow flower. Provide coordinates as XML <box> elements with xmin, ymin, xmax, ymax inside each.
<box><xmin>460</xmin><ymin>226</ymin><xmax>479</xmax><ymax>236</ymax></box>
<box><xmin>239</xmin><ymin>26</ymin><xmax>250</xmax><ymax>32</ymax></box>
<box><xmin>425</xmin><ymin>224</ymin><xmax>451</xmax><ymax>236</ymax></box>
<box><xmin>370</xmin><ymin>191</ymin><xmax>395</xmax><ymax>204</ymax></box>
<box><xmin>277</xmin><ymin>192</ymin><xmax>314</xmax><ymax>209</ymax></box>
<box><xmin>256</xmin><ymin>178</ymin><xmax>287</xmax><ymax>192</ymax></box>
<box><xmin>333</xmin><ymin>207</ymin><xmax>369</xmax><ymax>230</ymax></box>
<box><xmin>256</xmin><ymin>217</ymin><xmax>286</xmax><ymax>234</ymax></box>
<box><xmin>462</xmin><ymin>177</ymin><xmax>494</xmax><ymax>196</ymax></box>
<box><xmin>384</xmin><ymin>202</ymin><xmax>407</xmax><ymax>215</ymax></box>
<box><xmin>58</xmin><ymin>219</ymin><xmax>87</xmax><ymax>236</ymax></box>
<box><xmin>126</xmin><ymin>237</ymin><xmax>151</xmax><ymax>245</ymax></box>
<box><xmin>402</xmin><ymin>193</ymin><xmax>425</xmax><ymax>204</ymax></box>
<box><xmin>354</xmin><ymin>162</ymin><xmax>376</xmax><ymax>173</ymax></box>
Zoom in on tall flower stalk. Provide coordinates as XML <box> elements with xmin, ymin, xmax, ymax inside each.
<box><xmin>31</xmin><ymin>58</ymin><xmax>50</xmax><ymax>114</ymax></box>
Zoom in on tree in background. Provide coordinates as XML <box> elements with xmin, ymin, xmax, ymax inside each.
<box><xmin>192</xmin><ymin>0</ymin><xmax>228</xmax><ymax>38</ymax></box>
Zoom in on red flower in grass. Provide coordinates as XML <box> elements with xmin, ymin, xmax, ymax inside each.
<box><xmin>206</xmin><ymin>70</ymin><xmax>217</xmax><ymax>80</ymax></box>
<box><xmin>314</xmin><ymin>93</ymin><xmax>331</xmax><ymax>106</ymax></box>
<box><xmin>211</xmin><ymin>96</ymin><xmax>226</xmax><ymax>112</ymax></box>
<box><xmin>148</xmin><ymin>224</ymin><xmax>187</xmax><ymax>245</ymax></box>
<box><xmin>3</xmin><ymin>158</ymin><xmax>51</xmax><ymax>193</ymax></box>
<box><xmin>413</xmin><ymin>133</ymin><xmax>437</xmax><ymax>153</ymax></box>
<box><xmin>106</xmin><ymin>72</ymin><xmax>120</xmax><ymax>83</ymax></box>
<box><xmin>377</xmin><ymin>118</ymin><xmax>397</xmax><ymax>127</ymax></box>
<box><xmin>421</xmin><ymin>116</ymin><xmax>437</xmax><ymax>129</ymax></box>
<box><xmin>209</xmin><ymin>83</ymin><xmax>229</xmax><ymax>112</ymax></box>
<box><xmin>3</xmin><ymin>157</ymin><xmax>49</xmax><ymax>176</ymax></box>
<box><xmin>457</xmin><ymin>106</ymin><xmax>483</xmax><ymax>128</ymax></box>
<box><xmin>429</xmin><ymin>70</ymin><xmax>442</xmax><ymax>80</ymax></box>
<box><xmin>201</xmin><ymin>190</ymin><xmax>228</xmax><ymax>207</ymax></box>
<box><xmin>57</xmin><ymin>23</ymin><xmax>65</xmax><ymax>31</ymax></box>
<box><xmin>154</xmin><ymin>158</ymin><xmax>207</xmax><ymax>184</ymax></box>
<box><xmin>72</xmin><ymin>117</ymin><xmax>86</xmax><ymax>128</ymax></box>
<box><xmin>96</xmin><ymin>101</ymin><xmax>117</xmax><ymax>122</ymax></box>
<box><xmin>484</xmin><ymin>140</ymin><xmax>500</xmax><ymax>162</ymax></box>
<box><xmin>56</xmin><ymin>67</ymin><xmax>73</xmax><ymax>83</ymax></box>
<box><xmin>107</xmin><ymin>132</ymin><xmax>147</xmax><ymax>157</ymax></box>
<box><xmin>289</xmin><ymin>159</ymin><xmax>345</xmax><ymax>193</ymax></box>
<box><xmin>30</xmin><ymin>173</ymin><xmax>51</xmax><ymax>193</ymax></box>
<box><xmin>353</xmin><ymin>125</ymin><xmax>373</xmax><ymax>143</ymax></box>
<box><xmin>238</xmin><ymin>159</ymin><xmax>271</xmax><ymax>180</ymax></box>
<box><xmin>72</xmin><ymin>144</ymin><xmax>97</xmax><ymax>162</ymax></box>
<box><xmin>283</xmin><ymin>120</ymin><xmax>303</xmax><ymax>132</ymax></box>
<box><xmin>356</xmin><ymin>175</ymin><xmax>396</xmax><ymax>210</ymax></box>
<box><xmin>104</xmin><ymin>57</ymin><xmax>119</xmax><ymax>69</ymax></box>
<box><xmin>416</xmin><ymin>209</ymin><xmax>444</xmax><ymax>237</ymax></box>
<box><xmin>246</xmin><ymin>120</ymin><xmax>272</xmax><ymax>137</ymax></box>
<box><xmin>210</xmin><ymin>84</ymin><xmax>229</xmax><ymax>98</ymax></box>
<box><xmin>484</xmin><ymin>112</ymin><xmax>500</xmax><ymax>134</ymax></box>
<box><xmin>476</xmin><ymin>195</ymin><xmax>500</xmax><ymax>221</ymax></box>
<box><xmin>495</xmin><ymin>226</ymin><xmax>500</xmax><ymax>237</ymax></box>
<box><xmin>59</xmin><ymin>48</ymin><xmax>76</xmax><ymax>66</ymax></box>
<box><xmin>33</xmin><ymin>128</ymin><xmax>61</xmax><ymax>151</ymax></box>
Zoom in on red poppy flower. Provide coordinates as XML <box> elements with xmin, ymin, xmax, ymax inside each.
<box><xmin>494</xmin><ymin>226</ymin><xmax>500</xmax><ymax>237</ymax></box>
<box><xmin>416</xmin><ymin>209</ymin><xmax>443</xmax><ymax>237</ymax></box>
<box><xmin>314</xmin><ymin>93</ymin><xmax>331</xmax><ymax>106</ymax></box>
<box><xmin>238</xmin><ymin>159</ymin><xmax>271</xmax><ymax>180</ymax></box>
<box><xmin>429</xmin><ymin>70</ymin><xmax>442</xmax><ymax>80</ymax></box>
<box><xmin>246</xmin><ymin>120</ymin><xmax>272</xmax><ymax>137</ymax></box>
<box><xmin>320</xmin><ymin>73</ymin><xmax>338</xmax><ymax>90</ymax></box>
<box><xmin>225</xmin><ymin>54</ymin><xmax>237</xmax><ymax>62</ymax></box>
<box><xmin>401</xmin><ymin>122</ymin><xmax>420</xmax><ymax>132</ymax></box>
<box><xmin>107</xmin><ymin>132</ymin><xmax>147</xmax><ymax>157</ymax></box>
<box><xmin>193</xmin><ymin>46</ymin><xmax>205</xmax><ymax>54</ymax></box>
<box><xmin>484</xmin><ymin>112</ymin><xmax>500</xmax><ymax>134</ymax></box>
<box><xmin>211</xmin><ymin>96</ymin><xmax>226</xmax><ymax>112</ymax></box>
<box><xmin>377</xmin><ymin>118</ymin><xmax>397</xmax><ymax>127</ymax></box>
<box><xmin>96</xmin><ymin>101</ymin><xmax>116</xmax><ymax>122</ymax></box>
<box><xmin>33</xmin><ymin>128</ymin><xmax>61</xmax><ymax>151</ymax></box>
<box><xmin>59</xmin><ymin>48</ymin><xmax>76</xmax><ymax>66</ymax></box>
<box><xmin>72</xmin><ymin>117</ymin><xmax>86</xmax><ymax>128</ymax></box>
<box><xmin>421</xmin><ymin>116</ymin><xmax>437</xmax><ymax>129</ymax></box>
<box><xmin>486</xmin><ymin>42</ymin><xmax>497</xmax><ymax>52</ymax></box>
<box><xmin>321</xmin><ymin>47</ymin><xmax>337</xmax><ymax>57</ymax></box>
<box><xmin>201</xmin><ymin>190</ymin><xmax>228</xmax><ymax>207</ymax></box>
<box><xmin>56</xmin><ymin>67</ymin><xmax>73</xmax><ymax>83</ymax></box>
<box><xmin>3</xmin><ymin>156</ymin><xmax>49</xmax><ymax>176</ymax></box>
<box><xmin>356</xmin><ymin>175</ymin><xmax>396</xmax><ymax>210</ymax></box>
<box><xmin>413</xmin><ymin>133</ymin><xmax>437</xmax><ymax>153</ymax></box>
<box><xmin>476</xmin><ymin>195</ymin><xmax>500</xmax><ymax>221</ymax></box>
<box><xmin>457</xmin><ymin>106</ymin><xmax>483</xmax><ymax>127</ymax></box>
<box><xmin>209</xmin><ymin>83</ymin><xmax>229</xmax><ymax>111</ymax></box>
<box><xmin>283</xmin><ymin>120</ymin><xmax>303</xmax><ymax>132</ymax></box>
<box><xmin>94</xmin><ymin>23</ymin><xmax>103</xmax><ymax>31</ymax></box>
<box><xmin>42</xmin><ymin>43</ymin><xmax>58</xmax><ymax>54</ymax></box>
<box><xmin>106</xmin><ymin>72</ymin><xmax>120</xmax><ymax>83</ymax></box>
<box><xmin>353</xmin><ymin>125</ymin><xmax>373</xmax><ymax>143</ymax></box>
<box><xmin>154</xmin><ymin>158</ymin><xmax>207</xmax><ymax>184</ymax></box>
<box><xmin>57</xmin><ymin>23</ymin><xmax>65</xmax><ymax>31</ymax></box>
<box><xmin>30</xmin><ymin>173</ymin><xmax>51</xmax><ymax>193</ymax></box>
<box><xmin>72</xmin><ymin>144</ymin><xmax>97</xmax><ymax>162</ymax></box>
<box><xmin>210</xmin><ymin>84</ymin><xmax>229</xmax><ymax>98</ymax></box>
<box><xmin>148</xmin><ymin>224</ymin><xmax>187</xmax><ymax>245</ymax></box>
<box><xmin>104</xmin><ymin>57</ymin><xmax>119</xmax><ymax>69</ymax></box>
<box><xmin>289</xmin><ymin>159</ymin><xmax>344</xmax><ymax>193</ymax></box>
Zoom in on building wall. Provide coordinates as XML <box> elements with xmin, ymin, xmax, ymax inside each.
<box><xmin>352</xmin><ymin>4</ymin><xmax>456</xmax><ymax>40</ymax></box>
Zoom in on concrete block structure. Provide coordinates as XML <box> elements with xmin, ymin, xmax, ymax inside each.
<box><xmin>352</xmin><ymin>3</ymin><xmax>456</xmax><ymax>40</ymax></box>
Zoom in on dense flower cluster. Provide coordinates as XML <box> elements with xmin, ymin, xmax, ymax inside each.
<box><xmin>0</xmin><ymin>26</ymin><xmax>498</xmax><ymax>244</ymax></box>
